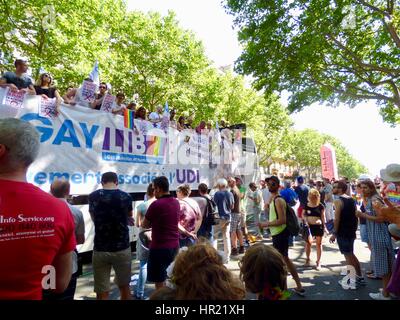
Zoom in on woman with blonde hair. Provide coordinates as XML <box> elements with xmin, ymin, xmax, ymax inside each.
<box><xmin>151</xmin><ymin>242</ymin><xmax>245</xmax><ymax>300</ymax></box>
<box><xmin>239</xmin><ymin>243</ymin><xmax>289</xmax><ymax>300</ymax></box>
<box><xmin>303</xmin><ymin>188</ymin><xmax>327</xmax><ymax>270</ymax></box>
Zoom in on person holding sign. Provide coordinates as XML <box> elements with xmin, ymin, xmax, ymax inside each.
<box><xmin>34</xmin><ymin>73</ymin><xmax>62</xmax><ymax>114</ymax></box>
<box><xmin>90</xmin><ymin>82</ymin><xmax>108</xmax><ymax>110</ymax></box>
<box><xmin>112</xmin><ymin>92</ymin><xmax>127</xmax><ymax>115</ymax></box>
<box><xmin>72</xmin><ymin>78</ymin><xmax>96</xmax><ymax>108</ymax></box>
<box><xmin>0</xmin><ymin>59</ymin><xmax>36</xmax><ymax>95</ymax></box>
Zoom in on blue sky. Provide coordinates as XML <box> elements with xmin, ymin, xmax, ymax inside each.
<box><xmin>127</xmin><ymin>0</ymin><xmax>400</xmax><ymax>176</ymax></box>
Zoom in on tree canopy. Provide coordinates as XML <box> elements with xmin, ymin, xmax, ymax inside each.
<box><xmin>225</xmin><ymin>0</ymin><xmax>400</xmax><ymax>124</ymax></box>
<box><xmin>287</xmin><ymin>129</ymin><xmax>368</xmax><ymax>179</ymax></box>
<box><xmin>0</xmin><ymin>0</ymin><xmax>368</xmax><ymax>177</ymax></box>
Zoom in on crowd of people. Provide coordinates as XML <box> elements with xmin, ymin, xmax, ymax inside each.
<box><xmin>0</xmin><ymin>59</ymin><xmax>234</xmax><ymax>133</ymax></box>
<box><xmin>1</xmin><ymin>118</ymin><xmax>399</xmax><ymax>301</ymax></box>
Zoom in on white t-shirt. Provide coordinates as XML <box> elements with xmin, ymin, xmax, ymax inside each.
<box><xmin>149</xmin><ymin>112</ymin><xmax>162</xmax><ymax>122</ymax></box>
<box><xmin>261</xmin><ymin>188</ymin><xmax>271</xmax><ymax>207</ymax></box>
<box><xmin>246</xmin><ymin>189</ymin><xmax>262</xmax><ymax>211</ymax></box>
<box><xmin>112</xmin><ymin>103</ymin><xmax>126</xmax><ymax>115</ymax></box>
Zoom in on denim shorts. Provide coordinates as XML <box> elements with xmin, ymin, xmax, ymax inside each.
<box><xmin>337</xmin><ymin>236</ymin><xmax>355</xmax><ymax>255</ymax></box>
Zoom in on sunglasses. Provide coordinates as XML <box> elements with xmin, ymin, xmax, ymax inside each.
<box><xmin>99</xmin><ymin>86</ymin><xmax>106</xmax><ymax>89</ymax></box>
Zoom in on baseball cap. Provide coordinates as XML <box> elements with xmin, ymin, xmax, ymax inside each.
<box><xmin>380</xmin><ymin>163</ymin><xmax>400</xmax><ymax>182</ymax></box>
<box><xmin>266</xmin><ymin>175</ymin><xmax>280</xmax><ymax>185</ymax></box>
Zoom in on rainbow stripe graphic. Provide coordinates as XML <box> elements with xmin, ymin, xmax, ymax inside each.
<box><xmin>387</xmin><ymin>191</ymin><xmax>400</xmax><ymax>205</ymax></box>
<box><xmin>124</xmin><ymin>109</ymin><xmax>134</xmax><ymax>129</ymax></box>
<box><xmin>145</xmin><ymin>136</ymin><xmax>166</xmax><ymax>157</ymax></box>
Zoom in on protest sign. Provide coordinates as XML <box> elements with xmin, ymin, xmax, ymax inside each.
<box><xmin>39</xmin><ymin>97</ymin><xmax>57</xmax><ymax>118</ymax></box>
<box><xmin>100</xmin><ymin>93</ymin><xmax>115</xmax><ymax>113</ymax></box>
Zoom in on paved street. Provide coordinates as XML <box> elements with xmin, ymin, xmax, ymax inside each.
<box><xmin>74</xmin><ymin>227</ymin><xmax>395</xmax><ymax>300</ymax></box>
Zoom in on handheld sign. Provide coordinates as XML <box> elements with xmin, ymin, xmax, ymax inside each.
<box><xmin>100</xmin><ymin>93</ymin><xmax>115</xmax><ymax>113</ymax></box>
<box><xmin>39</xmin><ymin>97</ymin><xmax>57</xmax><ymax>118</ymax></box>
<box><xmin>81</xmin><ymin>81</ymin><xmax>96</xmax><ymax>102</ymax></box>
<box><xmin>4</xmin><ymin>89</ymin><xmax>26</xmax><ymax>109</ymax></box>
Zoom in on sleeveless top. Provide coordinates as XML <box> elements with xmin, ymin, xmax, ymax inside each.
<box><xmin>337</xmin><ymin>196</ymin><xmax>357</xmax><ymax>238</ymax></box>
<box><xmin>269</xmin><ymin>197</ymin><xmax>287</xmax><ymax>236</ymax></box>
<box><xmin>304</xmin><ymin>203</ymin><xmax>324</xmax><ymax>218</ymax></box>
<box><xmin>34</xmin><ymin>86</ymin><xmax>57</xmax><ymax>98</ymax></box>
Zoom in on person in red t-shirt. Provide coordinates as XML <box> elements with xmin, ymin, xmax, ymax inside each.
<box><xmin>0</xmin><ymin>118</ymin><xmax>76</xmax><ymax>300</ymax></box>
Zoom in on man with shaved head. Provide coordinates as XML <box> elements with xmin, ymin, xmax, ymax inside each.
<box><xmin>43</xmin><ymin>179</ymin><xmax>85</xmax><ymax>300</ymax></box>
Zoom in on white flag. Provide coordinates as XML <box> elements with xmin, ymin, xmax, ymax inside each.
<box><xmin>89</xmin><ymin>60</ymin><xmax>100</xmax><ymax>86</ymax></box>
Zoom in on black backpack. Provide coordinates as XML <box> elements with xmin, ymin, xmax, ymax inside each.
<box><xmin>200</xmin><ymin>195</ymin><xmax>218</xmax><ymax>226</ymax></box>
<box><xmin>274</xmin><ymin>196</ymin><xmax>300</xmax><ymax>237</ymax></box>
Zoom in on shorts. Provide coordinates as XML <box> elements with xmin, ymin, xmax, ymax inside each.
<box><xmin>147</xmin><ymin>247</ymin><xmax>179</xmax><ymax>283</ymax></box>
<box><xmin>360</xmin><ymin>223</ymin><xmax>369</xmax><ymax>244</ymax></box>
<box><xmin>337</xmin><ymin>236</ymin><xmax>355</xmax><ymax>255</ymax></box>
<box><xmin>309</xmin><ymin>224</ymin><xmax>324</xmax><ymax>237</ymax></box>
<box><xmin>272</xmin><ymin>228</ymin><xmax>289</xmax><ymax>257</ymax></box>
<box><xmin>92</xmin><ymin>248</ymin><xmax>132</xmax><ymax>293</ymax></box>
<box><xmin>240</xmin><ymin>212</ymin><xmax>246</xmax><ymax>227</ymax></box>
<box><xmin>230</xmin><ymin>213</ymin><xmax>242</xmax><ymax>232</ymax></box>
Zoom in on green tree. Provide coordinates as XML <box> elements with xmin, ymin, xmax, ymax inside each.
<box><xmin>225</xmin><ymin>0</ymin><xmax>400</xmax><ymax>124</ymax></box>
<box><xmin>288</xmin><ymin>129</ymin><xmax>368</xmax><ymax>179</ymax></box>
<box><xmin>0</xmin><ymin>0</ymin><xmax>126</xmax><ymax>87</ymax></box>
<box><xmin>108</xmin><ymin>10</ymin><xmax>211</xmax><ymax>111</ymax></box>
<box><xmin>323</xmin><ymin>134</ymin><xmax>369</xmax><ymax>178</ymax></box>
<box><xmin>288</xmin><ymin>129</ymin><xmax>325</xmax><ymax>177</ymax></box>
<box><xmin>207</xmin><ymin>71</ymin><xmax>293</xmax><ymax>169</ymax></box>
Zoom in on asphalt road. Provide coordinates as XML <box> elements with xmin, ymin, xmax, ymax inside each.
<box><xmin>74</xmin><ymin>227</ymin><xmax>395</xmax><ymax>300</ymax></box>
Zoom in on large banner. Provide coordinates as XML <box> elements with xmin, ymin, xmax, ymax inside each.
<box><xmin>320</xmin><ymin>143</ymin><xmax>339</xmax><ymax>181</ymax></box>
<box><xmin>0</xmin><ymin>89</ymin><xmax>257</xmax><ymax>194</ymax></box>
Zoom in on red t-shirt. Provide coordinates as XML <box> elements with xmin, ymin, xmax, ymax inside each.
<box><xmin>0</xmin><ymin>179</ymin><xmax>76</xmax><ymax>300</ymax></box>
<box><xmin>145</xmin><ymin>195</ymin><xmax>179</xmax><ymax>249</ymax></box>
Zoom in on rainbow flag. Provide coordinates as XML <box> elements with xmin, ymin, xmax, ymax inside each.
<box><xmin>146</xmin><ymin>136</ymin><xmax>166</xmax><ymax>157</ymax></box>
<box><xmin>124</xmin><ymin>109</ymin><xmax>134</xmax><ymax>129</ymax></box>
<box><xmin>387</xmin><ymin>191</ymin><xmax>400</xmax><ymax>205</ymax></box>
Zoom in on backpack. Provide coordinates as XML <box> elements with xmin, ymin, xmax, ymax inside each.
<box><xmin>274</xmin><ymin>196</ymin><xmax>300</xmax><ymax>237</ymax></box>
<box><xmin>200</xmin><ymin>195</ymin><xmax>218</xmax><ymax>226</ymax></box>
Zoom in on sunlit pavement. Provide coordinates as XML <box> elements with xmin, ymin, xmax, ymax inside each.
<box><xmin>74</xmin><ymin>225</ymin><xmax>397</xmax><ymax>300</ymax></box>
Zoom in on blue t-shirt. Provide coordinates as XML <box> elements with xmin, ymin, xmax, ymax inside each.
<box><xmin>294</xmin><ymin>185</ymin><xmax>309</xmax><ymax>207</ymax></box>
<box><xmin>1</xmin><ymin>71</ymin><xmax>33</xmax><ymax>89</ymax></box>
<box><xmin>89</xmin><ymin>189</ymin><xmax>133</xmax><ymax>252</ymax></box>
<box><xmin>280</xmin><ymin>188</ymin><xmax>298</xmax><ymax>205</ymax></box>
<box><xmin>213</xmin><ymin>190</ymin><xmax>234</xmax><ymax>220</ymax></box>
